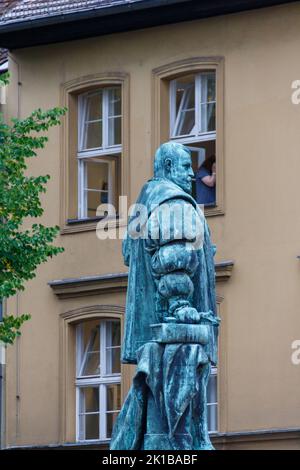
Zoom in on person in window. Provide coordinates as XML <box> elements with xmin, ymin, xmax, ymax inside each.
<box><xmin>196</xmin><ymin>155</ymin><xmax>216</xmax><ymax>206</ymax></box>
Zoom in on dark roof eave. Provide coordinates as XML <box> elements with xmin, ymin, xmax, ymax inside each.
<box><xmin>0</xmin><ymin>0</ymin><xmax>296</xmax><ymax>49</ymax></box>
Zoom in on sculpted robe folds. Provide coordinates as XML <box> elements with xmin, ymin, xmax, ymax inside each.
<box><xmin>111</xmin><ymin>176</ymin><xmax>219</xmax><ymax>450</ymax></box>
<box><xmin>122</xmin><ymin>177</ymin><xmax>218</xmax><ymax>366</ymax></box>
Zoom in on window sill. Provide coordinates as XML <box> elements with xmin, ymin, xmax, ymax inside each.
<box><xmin>67</xmin><ymin>215</ymin><xmax>119</xmax><ymax>225</ymax></box>
<box><xmin>61</xmin><ymin>214</ymin><xmax>127</xmax><ymax>235</ymax></box>
<box><xmin>204</xmin><ymin>206</ymin><xmax>224</xmax><ymax>217</ymax></box>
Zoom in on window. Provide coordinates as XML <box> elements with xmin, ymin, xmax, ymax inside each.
<box><xmin>170</xmin><ymin>72</ymin><xmax>216</xmax><ymax>206</ymax></box>
<box><xmin>152</xmin><ymin>57</ymin><xmax>224</xmax><ymax>216</ymax></box>
<box><xmin>61</xmin><ymin>73</ymin><xmax>129</xmax><ymax>233</ymax></box>
<box><xmin>207</xmin><ymin>366</ymin><xmax>218</xmax><ymax>433</ymax></box>
<box><xmin>77</xmin><ymin>87</ymin><xmax>121</xmax><ymax>219</ymax></box>
<box><xmin>76</xmin><ymin>319</ymin><xmax>121</xmax><ymax>441</ymax></box>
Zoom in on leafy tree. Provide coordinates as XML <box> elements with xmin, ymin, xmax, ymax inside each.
<box><xmin>0</xmin><ymin>72</ymin><xmax>66</xmax><ymax>344</ymax></box>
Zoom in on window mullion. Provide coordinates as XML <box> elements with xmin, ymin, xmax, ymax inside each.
<box><xmin>195</xmin><ymin>74</ymin><xmax>201</xmax><ymax>136</ymax></box>
<box><xmin>99</xmin><ymin>384</ymin><xmax>107</xmax><ymax>440</ymax></box>
<box><xmin>169</xmin><ymin>79</ymin><xmax>176</xmax><ymax>138</ymax></box>
<box><xmin>101</xmin><ymin>321</ymin><xmax>106</xmax><ymax>376</ymax></box>
<box><xmin>83</xmin><ymin>160</ymin><xmax>88</xmax><ymax>218</ymax></box>
<box><xmin>106</xmin><ymin>321</ymin><xmax>112</xmax><ymax>374</ymax></box>
<box><xmin>78</xmin><ymin>95</ymin><xmax>85</xmax><ymax>151</ymax></box>
<box><xmin>173</xmin><ymin>84</ymin><xmax>188</xmax><ymax>137</ymax></box>
<box><xmin>83</xmin><ymin>388</ymin><xmax>86</xmax><ymax>439</ymax></box>
<box><xmin>108</xmin><ymin>161</ymin><xmax>113</xmax><ymax>206</ymax></box>
<box><xmin>202</xmin><ymin>73</ymin><xmax>208</xmax><ymax>133</ymax></box>
<box><xmin>103</xmin><ymin>89</ymin><xmax>108</xmax><ymax>150</ymax></box>
<box><xmin>76</xmin><ymin>324</ymin><xmax>83</xmax><ymax>376</ymax></box>
<box><xmin>78</xmin><ymin>159</ymin><xmax>82</xmax><ymax>218</ymax></box>
<box><xmin>76</xmin><ymin>387</ymin><xmax>80</xmax><ymax>440</ymax></box>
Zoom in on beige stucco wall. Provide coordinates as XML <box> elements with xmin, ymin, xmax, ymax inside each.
<box><xmin>4</xmin><ymin>2</ymin><xmax>300</xmax><ymax>448</ymax></box>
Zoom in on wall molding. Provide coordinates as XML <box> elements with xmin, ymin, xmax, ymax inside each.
<box><xmin>49</xmin><ymin>261</ymin><xmax>234</xmax><ymax>299</ymax></box>
<box><xmin>6</xmin><ymin>427</ymin><xmax>300</xmax><ymax>450</ymax></box>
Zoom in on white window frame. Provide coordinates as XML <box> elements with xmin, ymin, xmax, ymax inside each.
<box><xmin>75</xmin><ymin>319</ymin><xmax>121</xmax><ymax>442</ymax></box>
<box><xmin>77</xmin><ymin>87</ymin><xmax>122</xmax><ymax>219</ymax></box>
<box><xmin>207</xmin><ymin>366</ymin><xmax>218</xmax><ymax>434</ymax></box>
<box><xmin>169</xmin><ymin>72</ymin><xmax>216</xmax><ymax>145</ymax></box>
<box><xmin>77</xmin><ymin>157</ymin><xmax>118</xmax><ymax>219</ymax></box>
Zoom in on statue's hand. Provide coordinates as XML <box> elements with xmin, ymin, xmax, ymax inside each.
<box><xmin>173</xmin><ymin>306</ymin><xmax>202</xmax><ymax>324</ymax></box>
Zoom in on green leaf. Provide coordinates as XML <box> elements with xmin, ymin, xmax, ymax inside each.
<box><xmin>0</xmin><ymin>89</ymin><xmax>66</xmax><ymax>345</ymax></box>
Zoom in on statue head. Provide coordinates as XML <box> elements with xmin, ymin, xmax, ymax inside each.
<box><xmin>154</xmin><ymin>141</ymin><xmax>194</xmax><ymax>194</ymax></box>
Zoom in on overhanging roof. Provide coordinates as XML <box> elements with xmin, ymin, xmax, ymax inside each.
<box><xmin>0</xmin><ymin>0</ymin><xmax>297</xmax><ymax>49</ymax></box>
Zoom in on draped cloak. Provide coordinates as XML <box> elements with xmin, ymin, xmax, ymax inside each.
<box><xmin>110</xmin><ymin>177</ymin><xmax>219</xmax><ymax>450</ymax></box>
<box><xmin>121</xmin><ymin>177</ymin><xmax>218</xmax><ymax>365</ymax></box>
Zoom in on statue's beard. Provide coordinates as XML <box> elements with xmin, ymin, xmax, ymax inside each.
<box><xmin>167</xmin><ymin>175</ymin><xmax>192</xmax><ymax>194</ymax></box>
<box><xmin>175</xmin><ymin>180</ymin><xmax>192</xmax><ymax>194</ymax></box>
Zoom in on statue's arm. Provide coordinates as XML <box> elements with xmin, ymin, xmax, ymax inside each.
<box><xmin>146</xmin><ymin>198</ymin><xmax>203</xmax><ymax>323</ymax></box>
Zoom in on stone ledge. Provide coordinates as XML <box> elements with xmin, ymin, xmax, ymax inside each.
<box><xmin>5</xmin><ymin>427</ymin><xmax>300</xmax><ymax>451</ymax></box>
<box><xmin>48</xmin><ymin>260</ymin><xmax>234</xmax><ymax>299</ymax></box>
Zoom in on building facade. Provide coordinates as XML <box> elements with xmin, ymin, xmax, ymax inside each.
<box><xmin>1</xmin><ymin>0</ymin><xmax>300</xmax><ymax>450</ymax></box>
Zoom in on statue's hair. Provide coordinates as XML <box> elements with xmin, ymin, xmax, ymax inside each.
<box><xmin>154</xmin><ymin>141</ymin><xmax>190</xmax><ymax>177</ymax></box>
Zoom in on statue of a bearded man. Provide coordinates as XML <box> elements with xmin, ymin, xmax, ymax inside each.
<box><xmin>110</xmin><ymin>142</ymin><xmax>220</xmax><ymax>450</ymax></box>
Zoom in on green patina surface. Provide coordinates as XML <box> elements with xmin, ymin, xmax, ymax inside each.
<box><xmin>110</xmin><ymin>142</ymin><xmax>220</xmax><ymax>450</ymax></box>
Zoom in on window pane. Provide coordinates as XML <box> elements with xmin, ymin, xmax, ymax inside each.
<box><xmin>86</xmin><ymin>160</ymin><xmax>108</xmax><ymax>191</ymax></box>
<box><xmin>172</xmin><ymin>75</ymin><xmax>195</xmax><ymax>137</ymax></box>
<box><xmin>106</xmin><ymin>347</ymin><xmax>121</xmax><ymax>374</ymax></box>
<box><xmin>108</xmin><ymin>116</ymin><xmax>121</xmax><ymax>146</ymax></box>
<box><xmin>207</xmin><ymin>373</ymin><xmax>217</xmax><ymax>404</ymax></box>
<box><xmin>108</xmin><ymin>87</ymin><xmax>121</xmax><ymax>117</ymax></box>
<box><xmin>85</xmin><ymin>414</ymin><xmax>99</xmax><ymax>440</ymax></box>
<box><xmin>82</xmin><ymin>351</ymin><xmax>100</xmax><ymax>376</ymax></box>
<box><xmin>108</xmin><ymin>88</ymin><xmax>121</xmax><ymax>145</ymax></box>
<box><xmin>106</xmin><ymin>321</ymin><xmax>121</xmax><ymax>347</ymax></box>
<box><xmin>82</xmin><ymin>387</ymin><xmax>99</xmax><ymax>413</ymax></box>
<box><xmin>106</xmin><ymin>321</ymin><xmax>121</xmax><ymax>374</ymax></box>
<box><xmin>82</xmin><ymin>323</ymin><xmax>99</xmax><ymax>351</ymax></box>
<box><xmin>107</xmin><ymin>384</ymin><xmax>121</xmax><ymax>412</ymax></box>
<box><xmin>106</xmin><ymin>412</ymin><xmax>119</xmax><ymax>438</ymax></box>
<box><xmin>207</xmin><ymin>404</ymin><xmax>218</xmax><ymax>433</ymax></box>
<box><xmin>86</xmin><ymin>92</ymin><xmax>102</xmax><ymax>121</ymax></box>
<box><xmin>201</xmin><ymin>72</ymin><xmax>216</xmax><ymax>103</ymax></box>
<box><xmin>85</xmin><ymin>160</ymin><xmax>109</xmax><ymax>218</ymax></box>
<box><xmin>85</xmin><ymin>121</ymin><xmax>102</xmax><ymax>149</ymax></box>
<box><xmin>207</xmin><ymin>373</ymin><xmax>217</xmax><ymax>433</ymax></box>
<box><xmin>200</xmin><ymin>103</ymin><xmax>215</xmax><ymax>133</ymax></box>
<box><xmin>176</xmin><ymin>76</ymin><xmax>195</xmax><ymax>110</ymax></box>
<box><xmin>178</xmin><ymin>110</ymin><xmax>195</xmax><ymax>136</ymax></box>
<box><xmin>80</xmin><ymin>325</ymin><xmax>100</xmax><ymax>376</ymax></box>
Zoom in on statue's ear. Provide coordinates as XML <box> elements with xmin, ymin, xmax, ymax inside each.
<box><xmin>164</xmin><ymin>158</ymin><xmax>172</xmax><ymax>172</ymax></box>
